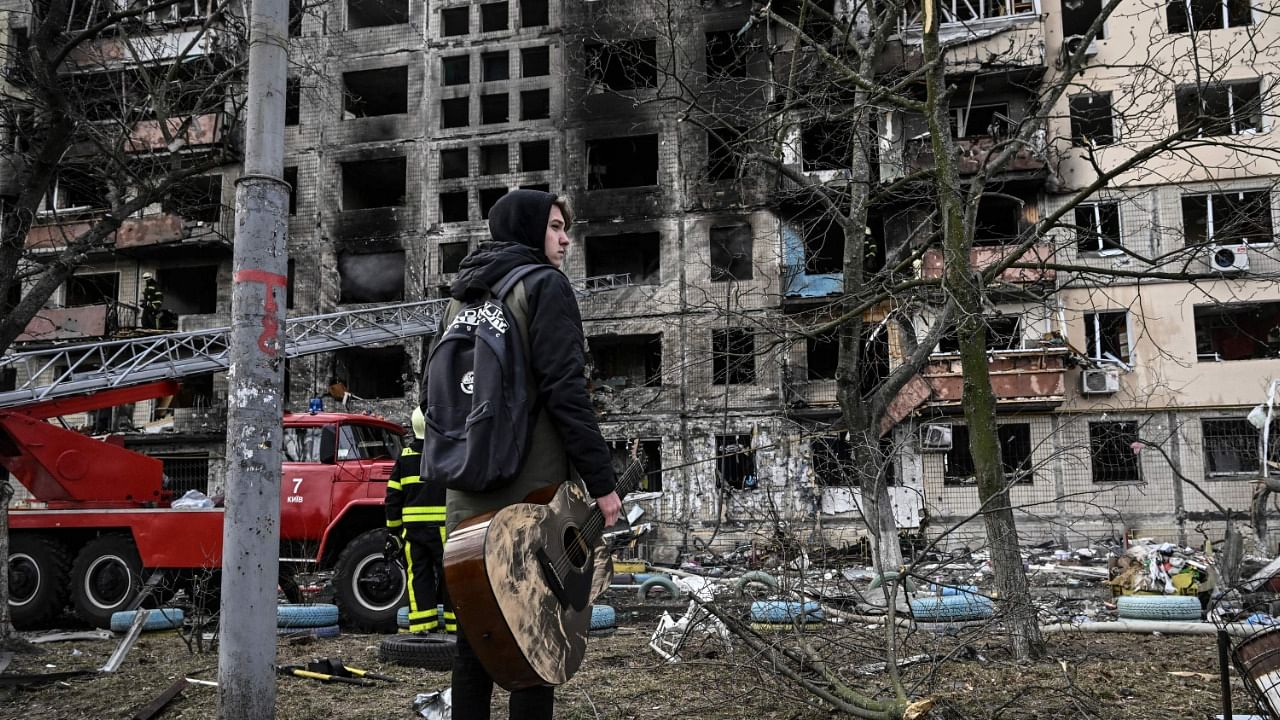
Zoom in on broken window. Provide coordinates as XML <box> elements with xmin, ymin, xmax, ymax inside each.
<box><xmin>480</xmin><ymin>1</ymin><xmax>508</xmax><ymax>31</ymax></box>
<box><xmin>479</xmin><ymin>187</ymin><xmax>507</xmax><ymax>218</ymax></box>
<box><xmin>1176</xmin><ymin>79</ymin><xmax>1262</xmax><ymax>137</ymax></box>
<box><xmin>1074</xmin><ymin>202</ymin><xmax>1121</xmax><ymax>252</ymax></box>
<box><xmin>521</xmin><ymin>140</ymin><xmax>550</xmax><ymax>171</ymax></box>
<box><xmin>1069</xmin><ymin>93</ymin><xmax>1116</xmax><ymax>147</ymax></box>
<box><xmin>808</xmin><ymin>325</ymin><xmax>889</xmax><ymax>394</ymax></box>
<box><xmin>347</xmin><ymin>0</ymin><xmax>407</xmax><ymax>28</ymax></box>
<box><xmin>1167</xmin><ymin>0</ymin><xmax>1252</xmax><ymax>33</ymax></box>
<box><xmin>973</xmin><ymin>195</ymin><xmax>1021</xmax><ymax>245</ymax></box>
<box><xmin>522</xmin><ymin>46</ymin><xmax>550</xmax><ymax>77</ymax></box>
<box><xmin>588</xmin><ymin>333</ymin><xmax>662</xmax><ymax>388</ymax></box>
<box><xmin>710</xmin><ymin>224</ymin><xmax>753</xmax><ymax>281</ymax></box>
<box><xmin>521</xmin><ymin>183</ymin><xmax>550</xmax><ymax>192</ymax></box>
<box><xmin>441</xmin><ymin>6</ymin><xmax>469</xmax><ymax>36</ymax></box>
<box><xmin>1182</xmin><ymin>190</ymin><xmax>1273</xmax><ymax>246</ymax></box>
<box><xmin>480</xmin><ymin>93</ymin><xmax>509</xmax><ymax>124</ymax></box>
<box><xmin>482</xmin><ymin>51</ymin><xmax>509</xmax><ymax>81</ymax></box>
<box><xmin>585</xmin><ymin>39</ymin><xmax>658</xmax><ymax>93</ymax></box>
<box><xmin>441</xmin><ymin>97</ymin><xmax>469</xmax><ymax>128</ymax></box>
<box><xmin>1194</xmin><ymin>302</ymin><xmax>1280</xmax><ymax>361</ymax></box>
<box><xmin>951</xmin><ymin>103</ymin><xmax>1011</xmax><ymax>139</ymax></box>
<box><xmin>284</xmin><ymin>167</ymin><xmax>298</xmax><ymax>215</ymax></box>
<box><xmin>606</xmin><ymin>439</ymin><xmax>662</xmax><ymax>491</ymax></box>
<box><xmin>798</xmin><ymin>213</ymin><xmax>843</xmax><ymax>274</ymax></box>
<box><xmin>440</xmin><ymin>241</ymin><xmax>469</xmax><ymax>273</ymax></box>
<box><xmin>584</xmin><ymin>232</ymin><xmax>660</xmax><ymax>284</ymax></box>
<box><xmin>706</xmin><ymin>30</ymin><xmax>751</xmax><ymax>78</ymax></box>
<box><xmin>338</xmin><ymin>250</ymin><xmax>405</xmax><ymax>303</ymax></box>
<box><xmin>440</xmin><ymin>148</ymin><xmax>468</xmax><ymax>179</ymax></box>
<box><xmin>479</xmin><ymin>144</ymin><xmax>509</xmax><ymax>175</ymax></box>
<box><xmin>336</xmin><ymin>346</ymin><xmax>406</xmax><ymax>399</ymax></box>
<box><xmin>442</xmin><ymin>56</ymin><xmax>470</xmax><ymax>86</ymax></box>
<box><xmin>289</xmin><ymin>0</ymin><xmax>303</xmax><ymax>36</ymax></box>
<box><xmin>938</xmin><ymin>315</ymin><xmax>1021</xmax><ymax>352</ymax></box>
<box><xmin>944</xmin><ymin>424</ymin><xmax>1034</xmax><ymax>485</ymax></box>
<box><xmin>802</xmin><ymin>122</ymin><xmax>855</xmax><ymax>171</ymax></box>
<box><xmin>65</xmin><ymin>273</ymin><xmax>118</xmax><ymax>307</ymax></box>
<box><xmin>707</xmin><ymin>127</ymin><xmax>743</xmax><ymax>182</ymax></box>
<box><xmin>712</xmin><ymin>328</ymin><xmax>755</xmax><ymax>385</ymax></box>
<box><xmin>1061</xmin><ymin>0</ymin><xmax>1106</xmax><ymax>38</ymax></box>
<box><xmin>521</xmin><ymin>89</ymin><xmax>550</xmax><ymax>120</ymax></box>
<box><xmin>440</xmin><ymin>191</ymin><xmax>469</xmax><ymax>222</ymax></box>
<box><xmin>908</xmin><ymin>0</ymin><xmax>1034</xmax><ymax>24</ymax></box>
<box><xmin>775</xmin><ymin>0</ymin><xmax>837</xmax><ymax>39</ymax></box>
<box><xmin>343</xmin><ymin>66</ymin><xmax>408</xmax><ymax>118</ymax></box>
<box><xmin>41</xmin><ymin>166</ymin><xmax>108</xmax><ymax>214</ymax></box>
<box><xmin>157</xmin><ymin>265</ymin><xmax>218</xmax><ymax>314</ymax></box>
<box><xmin>811</xmin><ymin>434</ymin><xmax>851</xmax><ymax>485</ymax></box>
<box><xmin>1089</xmin><ymin>421</ymin><xmax>1141</xmax><ymax>483</ymax></box>
<box><xmin>1201</xmin><ymin>417</ymin><xmax>1264</xmax><ymax>476</ymax></box>
<box><xmin>587</xmin><ymin>135</ymin><xmax>659</xmax><ymax>189</ymax></box>
<box><xmin>285</xmin><ymin>78</ymin><xmax>300</xmax><ymax>126</ymax></box>
<box><xmin>164</xmin><ymin>174</ymin><xmax>222</xmax><ymax>223</ymax></box>
<box><xmin>806</xmin><ymin>330</ymin><xmax>838</xmax><ymax>381</ymax></box>
<box><xmin>715</xmin><ymin>434</ymin><xmax>756</xmax><ymax>490</ymax></box>
<box><xmin>520</xmin><ymin>0</ymin><xmax>548</xmax><ymax>26</ymax></box>
<box><xmin>341</xmin><ymin>157</ymin><xmax>406</xmax><ymax>210</ymax></box>
<box><xmin>1084</xmin><ymin>310</ymin><xmax>1130</xmax><ymax>363</ymax></box>
<box><xmin>287</xmin><ymin>259</ymin><xmax>296</xmax><ymax>309</ymax></box>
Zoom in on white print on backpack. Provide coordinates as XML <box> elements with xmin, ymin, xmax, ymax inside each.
<box><xmin>448</xmin><ymin>301</ymin><xmax>509</xmax><ymax>335</ymax></box>
<box><xmin>460</xmin><ymin>370</ymin><xmax>475</xmax><ymax>395</ymax></box>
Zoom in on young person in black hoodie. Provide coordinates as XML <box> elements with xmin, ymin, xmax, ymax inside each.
<box><xmin>437</xmin><ymin>189</ymin><xmax>621</xmax><ymax>720</ymax></box>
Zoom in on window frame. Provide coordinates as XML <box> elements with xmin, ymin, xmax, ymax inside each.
<box><xmin>1069</xmin><ymin>92</ymin><xmax>1117</xmax><ymax>147</ymax></box>
<box><xmin>1175</xmin><ymin>79</ymin><xmax>1264</xmax><ymax>137</ymax></box>
<box><xmin>1181</xmin><ymin>189</ymin><xmax>1274</xmax><ymax>247</ymax></box>
<box><xmin>1088</xmin><ymin>421</ymin><xmax>1142</xmax><ymax>483</ymax></box>
<box><xmin>1074</xmin><ymin>201</ymin><xmax>1123</xmax><ymax>252</ymax></box>
<box><xmin>1083</xmin><ymin>309</ymin><xmax>1131</xmax><ymax>364</ymax></box>
<box><xmin>1201</xmin><ymin>416</ymin><xmax>1262</xmax><ymax>477</ymax></box>
<box><xmin>711</xmin><ymin>327</ymin><xmax>756</xmax><ymax>385</ymax></box>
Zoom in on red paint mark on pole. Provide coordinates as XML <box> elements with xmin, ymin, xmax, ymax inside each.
<box><xmin>234</xmin><ymin>269</ymin><xmax>288</xmax><ymax>357</ymax></box>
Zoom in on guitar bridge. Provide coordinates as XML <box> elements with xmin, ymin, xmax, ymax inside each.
<box><xmin>534</xmin><ymin>547</ymin><xmax>590</xmax><ymax>611</ymax></box>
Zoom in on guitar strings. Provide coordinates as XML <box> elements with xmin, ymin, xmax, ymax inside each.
<box><xmin>549</xmin><ymin>462</ymin><xmax>644</xmax><ymax>578</ymax></box>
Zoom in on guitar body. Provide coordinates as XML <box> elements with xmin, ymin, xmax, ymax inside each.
<box><xmin>443</xmin><ymin>480</ymin><xmax>608</xmax><ymax>691</ymax></box>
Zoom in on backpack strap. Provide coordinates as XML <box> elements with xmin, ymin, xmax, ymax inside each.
<box><xmin>493</xmin><ymin>263</ymin><xmax>554</xmax><ymax>300</ymax></box>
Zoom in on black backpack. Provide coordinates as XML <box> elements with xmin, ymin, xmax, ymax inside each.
<box><xmin>421</xmin><ymin>264</ymin><xmax>551</xmax><ymax>493</ymax></box>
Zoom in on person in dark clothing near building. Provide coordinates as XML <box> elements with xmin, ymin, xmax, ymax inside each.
<box><xmin>384</xmin><ymin>407</ymin><xmax>454</xmax><ymax>634</ymax></box>
<box><xmin>140</xmin><ymin>273</ymin><xmax>163</xmax><ymax>329</ymax></box>
<box><xmin>432</xmin><ymin>189</ymin><xmax>621</xmax><ymax>720</ymax></box>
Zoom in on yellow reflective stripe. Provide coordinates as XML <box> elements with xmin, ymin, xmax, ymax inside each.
<box><xmin>387</xmin><ymin>480</ymin><xmax>402</xmax><ymax>491</ymax></box>
<box><xmin>400</xmin><ymin>447</ymin><xmax>421</xmax><ymax>457</ymax></box>
<box><xmin>403</xmin><ymin>516</ymin><xmax>447</xmax><ymax>523</ymax></box>
<box><xmin>386</xmin><ymin>519</ymin><xmax>402</xmax><ymax>528</ymax></box>
<box><xmin>398</xmin><ymin>476</ymin><xmax>423</xmax><ymax>485</ymax></box>
<box><xmin>439</xmin><ymin>527</ymin><xmax>447</xmax><ymax>544</ymax></box>
<box><xmin>408</xmin><ymin>610</ymin><xmax>439</xmax><ymax>620</ymax></box>
<box><xmin>404</xmin><ymin>506</ymin><xmax>447</xmax><ymax>513</ymax></box>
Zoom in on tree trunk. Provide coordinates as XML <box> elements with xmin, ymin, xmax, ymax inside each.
<box><xmin>0</xmin><ymin>479</ymin><xmax>15</xmax><ymax>645</ymax></box>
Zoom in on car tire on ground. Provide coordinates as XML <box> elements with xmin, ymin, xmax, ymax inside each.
<box><xmin>109</xmin><ymin>608</ymin><xmax>185</xmax><ymax>633</ymax></box>
<box><xmin>8</xmin><ymin>534</ymin><xmax>72</xmax><ymax>630</ymax></box>
<box><xmin>637</xmin><ymin>576</ymin><xmax>681</xmax><ymax>601</ymax></box>
<box><xmin>333</xmin><ymin>529</ymin><xmax>406</xmax><ymax>632</ymax></box>
<box><xmin>278</xmin><ymin>624</ymin><xmax>341</xmax><ymax>639</ymax></box>
<box><xmin>750</xmin><ymin>600</ymin><xmax>823</xmax><ymax>624</ymax></box>
<box><xmin>590</xmin><ymin>604</ymin><xmax>616</xmax><ymax>630</ymax></box>
<box><xmin>735</xmin><ymin>571</ymin><xmax>779</xmax><ymax>598</ymax></box>
<box><xmin>909</xmin><ymin>594</ymin><xmax>994</xmax><ymax>623</ymax></box>
<box><xmin>1116</xmin><ymin>594</ymin><xmax>1203</xmax><ymax>622</ymax></box>
<box><xmin>70</xmin><ymin>534</ymin><xmax>143</xmax><ymax>629</ymax></box>
<box><xmin>379</xmin><ymin>634</ymin><xmax>457</xmax><ymax>671</ymax></box>
<box><xmin>277</xmin><ymin>603</ymin><xmax>340</xmax><ymax>628</ymax></box>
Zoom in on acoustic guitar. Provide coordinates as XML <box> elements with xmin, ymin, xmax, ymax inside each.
<box><xmin>442</xmin><ymin>449</ymin><xmax>646</xmax><ymax>690</ymax></box>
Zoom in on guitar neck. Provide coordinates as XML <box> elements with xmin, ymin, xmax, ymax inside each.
<box><xmin>583</xmin><ymin>458</ymin><xmax>644</xmax><ymax>545</ymax></box>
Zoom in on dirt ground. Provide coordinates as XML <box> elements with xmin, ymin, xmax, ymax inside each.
<box><xmin>0</xmin><ymin>595</ymin><xmax>1260</xmax><ymax>720</ymax></box>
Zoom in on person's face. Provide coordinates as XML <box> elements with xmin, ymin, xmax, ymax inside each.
<box><xmin>544</xmin><ymin>205</ymin><xmax>570</xmax><ymax>269</ymax></box>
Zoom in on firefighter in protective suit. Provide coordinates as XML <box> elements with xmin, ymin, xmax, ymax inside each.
<box><xmin>384</xmin><ymin>407</ymin><xmax>455</xmax><ymax>634</ymax></box>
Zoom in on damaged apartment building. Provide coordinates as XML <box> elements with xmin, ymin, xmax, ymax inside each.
<box><xmin>4</xmin><ymin>0</ymin><xmax>1280</xmax><ymax>558</ymax></box>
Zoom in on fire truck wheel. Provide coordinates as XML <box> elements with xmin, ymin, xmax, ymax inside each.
<box><xmin>333</xmin><ymin>529</ymin><xmax>406</xmax><ymax>632</ymax></box>
<box><xmin>9</xmin><ymin>535</ymin><xmax>72</xmax><ymax>630</ymax></box>
<box><xmin>71</xmin><ymin>534</ymin><xmax>143</xmax><ymax>629</ymax></box>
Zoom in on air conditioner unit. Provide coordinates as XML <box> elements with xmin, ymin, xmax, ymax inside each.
<box><xmin>1081</xmin><ymin>368</ymin><xmax>1120</xmax><ymax>395</ymax></box>
<box><xmin>1208</xmin><ymin>244</ymin><xmax>1249</xmax><ymax>273</ymax></box>
<box><xmin>1063</xmin><ymin>35</ymin><xmax>1099</xmax><ymax>60</ymax></box>
<box><xmin>920</xmin><ymin>424</ymin><xmax>953</xmax><ymax>451</ymax></box>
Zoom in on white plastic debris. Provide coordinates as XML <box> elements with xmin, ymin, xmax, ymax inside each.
<box><xmin>171</xmin><ymin>489</ymin><xmax>215</xmax><ymax>509</ymax></box>
<box><xmin>413</xmin><ymin>688</ymin><xmax>452</xmax><ymax>720</ymax></box>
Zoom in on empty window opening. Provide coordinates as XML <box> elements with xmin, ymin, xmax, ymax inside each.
<box><xmin>811</xmin><ymin>434</ymin><xmax>851</xmax><ymax>485</ymax></box>
<box><xmin>589</xmin><ymin>333</ymin><xmax>662</xmax><ymax>388</ymax></box>
<box><xmin>584</xmin><ymin>231</ymin><xmax>660</xmax><ymax>284</ymax></box>
<box><xmin>285</xmin><ymin>78</ymin><xmax>300</xmax><ymax>126</ymax></box>
<box><xmin>706</xmin><ymin>30</ymin><xmax>751</xmax><ymax>78</ymax></box>
<box><xmin>944</xmin><ymin>424</ymin><xmax>1034</xmax><ymax>485</ymax></box>
<box><xmin>482</xmin><ymin>51</ymin><xmax>509</xmax><ymax>81</ymax></box>
<box><xmin>479</xmin><ymin>144</ymin><xmax>509</xmax><ymax>175</ymax></box>
<box><xmin>521</xmin><ymin>183</ymin><xmax>550</xmax><ymax>192</ymax></box>
<box><xmin>775</xmin><ymin>0</ymin><xmax>837</xmax><ymax>37</ymax></box>
<box><xmin>809</xmin><ymin>326</ymin><xmax>889</xmax><ymax>393</ymax></box>
<box><xmin>607</xmin><ymin>439</ymin><xmax>662</xmax><ymax>491</ymax></box>
<box><xmin>65</xmin><ymin>273</ymin><xmax>119</xmax><ymax>307</ymax></box>
<box><xmin>440</xmin><ymin>148</ymin><xmax>468</xmax><ymax>179</ymax></box>
<box><xmin>710</xmin><ymin>224</ymin><xmax>753</xmax><ymax>281</ymax></box>
<box><xmin>1075</xmin><ymin>202</ymin><xmax>1121</xmax><ymax>252</ymax></box>
<box><xmin>1201</xmin><ymin>417</ymin><xmax>1266</xmax><ymax>476</ymax></box>
<box><xmin>441</xmin><ymin>97</ymin><xmax>470</xmax><ymax>128</ymax></box>
<box><xmin>289</xmin><ymin>0</ymin><xmax>303</xmax><ymax>36</ymax></box>
<box><xmin>1194</xmin><ymin>301</ymin><xmax>1280</xmax><ymax>361</ymax></box>
<box><xmin>343</xmin><ymin>66</ymin><xmax>408</xmax><ymax>118</ymax></box>
<box><xmin>522</xmin><ymin>46</ymin><xmax>550</xmax><ymax>77</ymax></box>
<box><xmin>1089</xmin><ymin>421</ymin><xmax>1141</xmax><ymax>483</ymax></box>
<box><xmin>1069</xmin><ymin>93</ymin><xmax>1115</xmax><ymax>147</ymax></box>
<box><xmin>283</xmin><ymin>167</ymin><xmax>298</xmax><ymax>215</ymax></box>
<box><xmin>973</xmin><ymin>195</ymin><xmax>1021</xmax><ymax>245</ymax></box>
<box><xmin>585</xmin><ymin>39</ymin><xmax>658</xmax><ymax>92</ymax></box>
<box><xmin>712</xmin><ymin>328</ymin><xmax>756</xmax><ymax>385</ymax></box>
<box><xmin>1061</xmin><ymin>0</ymin><xmax>1106</xmax><ymax>38</ymax></box>
<box><xmin>341</xmin><ymin>157</ymin><xmax>406</xmax><ymax>210</ymax></box>
<box><xmin>802</xmin><ymin>213</ymin><xmax>843</xmax><ymax>274</ymax></box>
<box><xmin>906</xmin><ymin>0</ymin><xmax>1033</xmax><ymax>24</ymax></box>
<box><xmin>587</xmin><ymin>135</ymin><xmax>659</xmax><ymax>189</ymax></box>
<box><xmin>42</xmin><ymin>166</ymin><xmax>108</xmax><ymax>213</ymax></box>
<box><xmin>335</xmin><ymin>346</ymin><xmax>406</xmax><ymax>399</ymax></box>
<box><xmin>521</xmin><ymin>89</ymin><xmax>550</xmax><ymax>120</ymax></box>
<box><xmin>939</xmin><ymin>315</ymin><xmax>1021</xmax><ymax>353</ymax></box>
<box><xmin>1182</xmin><ymin>190</ymin><xmax>1272</xmax><ymax>246</ymax></box>
<box><xmin>807</xmin><ymin>330</ymin><xmax>838</xmax><ymax>380</ymax></box>
<box><xmin>802</xmin><ymin>122</ymin><xmax>855</xmax><ymax>171</ymax></box>
<box><xmin>164</xmin><ymin>174</ymin><xmax>222</xmax><ymax>222</ymax></box>
<box><xmin>441</xmin><ymin>6</ymin><xmax>468</xmax><ymax>35</ymax></box>
<box><xmin>480</xmin><ymin>93</ymin><xmax>509</xmax><ymax>124</ymax></box>
<box><xmin>480</xmin><ymin>2</ymin><xmax>508</xmax><ymax>31</ymax></box>
<box><xmin>715</xmin><ymin>434</ymin><xmax>755</xmax><ymax>490</ymax></box>
<box><xmin>1176</xmin><ymin>79</ymin><xmax>1262</xmax><ymax>137</ymax></box>
<box><xmin>479</xmin><ymin>187</ymin><xmax>507</xmax><ymax>218</ymax></box>
<box><xmin>442</xmin><ymin>55</ymin><xmax>470</xmax><ymax>86</ymax></box>
<box><xmin>440</xmin><ymin>191</ymin><xmax>469</xmax><ymax>222</ymax></box>
<box><xmin>707</xmin><ymin>127</ymin><xmax>743</xmax><ymax>182</ymax></box>
<box><xmin>286</xmin><ymin>258</ymin><xmax>296</xmax><ymax>309</ymax></box>
<box><xmin>338</xmin><ymin>250</ymin><xmax>405</xmax><ymax>303</ymax></box>
<box><xmin>157</xmin><ymin>265</ymin><xmax>218</xmax><ymax>314</ymax></box>
<box><xmin>440</xmin><ymin>241</ymin><xmax>469</xmax><ymax>273</ymax></box>
<box><xmin>1085</xmin><ymin>310</ymin><xmax>1130</xmax><ymax>363</ymax></box>
<box><xmin>521</xmin><ymin>140</ymin><xmax>551</xmax><ymax>171</ymax></box>
<box><xmin>1167</xmin><ymin>0</ymin><xmax>1252</xmax><ymax>33</ymax></box>
<box><xmin>951</xmin><ymin>102</ymin><xmax>1011</xmax><ymax>139</ymax></box>
<box><xmin>347</xmin><ymin>0</ymin><xmax>406</xmax><ymax>28</ymax></box>
<box><xmin>520</xmin><ymin>0</ymin><xmax>548</xmax><ymax>27</ymax></box>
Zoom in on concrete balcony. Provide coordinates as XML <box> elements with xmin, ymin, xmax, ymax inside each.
<box><xmin>17</xmin><ymin>302</ymin><xmax>139</xmax><ymax>343</ymax></box>
<box><xmin>920</xmin><ymin>243</ymin><xmax>1055</xmax><ymax>285</ymax></box>
<box><xmin>68</xmin><ymin>29</ymin><xmax>221</xmax><ymax>69</ymax></box>
<box><xmin>920</xmin><ymin>347</ymin><xmax>1068</xmax><ymax>409</ymax></box>
<box><xmin>125</xmin><ymin>114</ymin><xmax>223</xmax><ymax>153</ymax></box>
<box><xmin>906</xmin><ymin>135</ymin><xmax>1047</xmax><ymax>176</ymax></box>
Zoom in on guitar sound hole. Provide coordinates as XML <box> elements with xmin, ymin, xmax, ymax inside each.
<box><xmin>562</xmin><ymin>526</ymin><xmax>589</xmax><ymax>569</ymax></box>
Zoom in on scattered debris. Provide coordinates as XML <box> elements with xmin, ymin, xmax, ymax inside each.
<box><xmin>101</xmin><ymin>609</ymin><xmax>150</xmax><ymax>673</ymax></box>
<box><xmin>855</xmin><ymin>653</ymin><xmax>936</xmax><ymax>675</ymax></box>
<box><xmin>277</xmin><ymin>663</ymin><xmax>376</xmax><ymax>686</ymax></box>
<box><xmin>413</xmin><ymin>688</ymin><xmax>452</xmax><ymax>719</ymax></box>
<box><xmin>27</xmin><ymin>630</ymin><xmax>113</xmax><ymax>644</ymax></box>
<box><xmin>128</xmin><ymin>678</ymin><xmax>188</xmax><ymax>720</ymax></box>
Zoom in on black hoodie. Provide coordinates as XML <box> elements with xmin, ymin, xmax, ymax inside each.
<box><xmin>442</xmin><ymin>191</ymin><xmax>617</xmax><ymax>499</ymax></box>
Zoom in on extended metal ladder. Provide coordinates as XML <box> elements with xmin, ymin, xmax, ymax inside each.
<box><xmin>0</xmin><ymin>273</ymin><xmax>632</xmax><ymax>409</ymax></box>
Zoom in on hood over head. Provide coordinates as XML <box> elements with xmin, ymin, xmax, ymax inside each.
<box><xmin>448</xmin><ymin>190</ymin><xmax>560</xmax><ymax>300</ymax></box>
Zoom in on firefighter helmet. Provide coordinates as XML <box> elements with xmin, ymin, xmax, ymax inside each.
<box><xmin>411</xmin><ymin>406</ymin><xmax>425</xmax><ymax>440</ymax></box>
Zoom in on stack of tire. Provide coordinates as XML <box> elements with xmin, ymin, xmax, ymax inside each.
<box><xmin>1115</xmin><ymin>594</ymin><xmax>1203</xmax><ymax>622</ymax></box>
<box><xmin>909</xmin><ymin>585</ymin><xmax>993</xmax><ymax>632</ymax></box>
<box><xmin>108</xmin><ymin>608</ymin><xmax>185</xmax><ymax>633</ymax></box>
<box><xmin>590</xmin><ymin>604</ymin><xmax>617</xmax><ymax>636</ymax></box>
<box><xmin>277</xmin><ymin>603</ymin><xmax>341</xmax><ymax>639</ymax></box>
<box><xmin>748</xmin><ymin>599</ymin><xmax>823</xmax><ymax>632</ymax></box>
